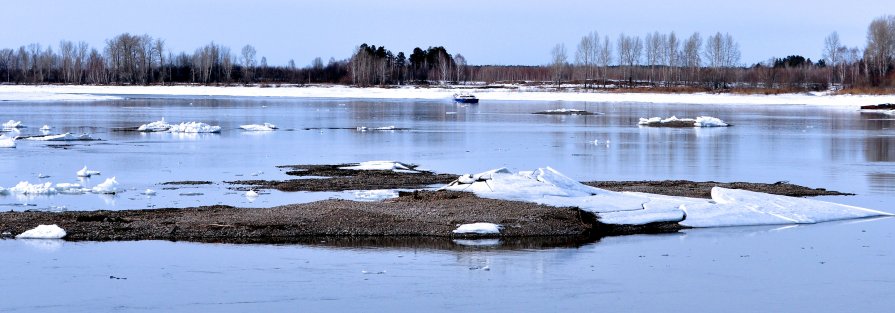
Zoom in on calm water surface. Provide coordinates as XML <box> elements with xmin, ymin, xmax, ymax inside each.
<box><xmin>1</xmin><ymin>97</ymin><xmax>893</xmax><ymax>311</ymax></box>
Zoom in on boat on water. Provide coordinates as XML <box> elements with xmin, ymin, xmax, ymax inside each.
<box><xmin>453</xmin><ymin>93</ymin><xmax>479</xmax><ymax>104</ymax></box>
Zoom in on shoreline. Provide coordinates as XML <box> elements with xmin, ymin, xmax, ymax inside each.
<box><xmin>1</xmin><ymin>84</ymin><xmax>892</xmax><ymax>106</ymax></box>
<box><xmin>0</xmin><ymin>164</ymin><xmax>855</xmax><ymax>245</ymax></box>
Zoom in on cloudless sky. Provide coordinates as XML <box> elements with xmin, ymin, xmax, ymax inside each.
<box><xmin>1</xmin><ymin>0</ymin><xmax>889</xmax><ymax>66</ymax></box>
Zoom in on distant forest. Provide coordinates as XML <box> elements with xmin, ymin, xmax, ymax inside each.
<box><xmin>0</xmin><ymin>15</ymin><xmax>893</xmax><ymax>92</ymax></box>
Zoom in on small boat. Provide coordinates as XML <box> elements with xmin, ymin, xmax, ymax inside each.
<box><xmin>453</xmin><ymin>93</ymin><xmax>479</xmax><ymax>104</ymax></box>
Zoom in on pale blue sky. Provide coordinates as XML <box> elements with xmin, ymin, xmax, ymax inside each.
<box><xmin>1</xmin><ymin>0</ymin><xmax>888</xmax><ymax>66</ymax></box>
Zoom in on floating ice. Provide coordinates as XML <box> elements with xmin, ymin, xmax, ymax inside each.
<box><xmin>245</xmin><ymin>190</ymin><xmax>259</xmax><ymax>198</ymax></box>
<box><xmin>883</xmin><ymin>110</ymin><xmax>895</xmax><ymax>116</ymax></box>
<box><xmin>9</xmin><ymin>181</ymin><xmax>57</xmax><ymax>195</ymax></box>
<box><xmin>638</xmin><ymin>116</ymin><xmax>729</xmax><ymax>127</ymax></box>
<box><xmin>356</xmin><ymin>126</ymin><xmax>398</xmax><ymax>132</ymax></box>
<box><xmin>76</xmin><ymin>166</ymin><xmax>101</xmax><ymax>177</ymax></box>
<box><xmin>240</xmin><ymin>123</ymin><xmax>278</xmax><ymax>131</ymax></box>
<box><xmin>453</xmin><ymin>223</ymin><xmax>502</xmax><ymax>234</ymax></box>
<box><xmin>24</xmin><ymin>132</ymin><xmax>97</xmax><ymax>141</ymax></box>
<box><xmin>340</xmin><ymin>161</ymin><xmax>416</xmax><ymax>171</ymax></box>
<box><xmin>168</xmin><ymin>121</ymin><xmax>221</xmax><ymax>133</ymax></box>
<box><xmin>91</xmin><ymin>177</ymin><xmax>119</xmax><ymax>194</ymax></box>
<box><xmin>40</xmin><ymin>125</ymin><xmax>52</xmax><ymax>131</ymax></box>
<box><xmin>137</xmin><ymin>118</ymin><xmax>172</xmax><ymax>132</ymax></box>
<box><xmin>16</xmin><ymin>224</ymin><xmax>67</xmax><ymax>239</ymax></box>
<box><xmin>2</xmin><ymin>120</ymin><xmax>24</xmax><ymax>129</ymax></box>
<box><xmin>55</xmin><ymin>183</ymin><xmax>89</xmax><ymax>194</ymax></box>
<box><xmin>694</xmin><ymin>116</ymin><xmax>729</xmax><ymax>127</ymax></box>
<box><xmin>0</xmin><ymin>135</ymin><xmax>15</xmax><ymax>148</ymax></box>
<box><xmin>444</xmin><ymin>167</ymin><xmax>892</xmax><ymax>227</ymax></box>
<box><xmin>142</xmin><ymin>189</ymin><xmax>157</xmax><ymax>196</ymax></box>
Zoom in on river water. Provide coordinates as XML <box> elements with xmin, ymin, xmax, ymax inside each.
<box><xmin>1</xmin><ymin>97</ymin><xmax>893</xmax><ymax>311</ymax></box>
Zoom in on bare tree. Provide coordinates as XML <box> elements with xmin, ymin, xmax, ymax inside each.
<box><xmin>597</xmin><ymin>35</ymin><xmax>612</xmax><ymax>87</ymax></box>
<box><xmin>823</xmin><ymin>32</ymin><xmax>844</xmax><ymax>85</ymax></box>
<box><xmin>240</xmin><ymin>44</ymin><xmax>256</xmax><ymax>83</ymax></box>
<box><xmin>453</xmin><ymin>54</ymin><xmax>467</xmax><ymax>83</ymax></box>
<box><xmin>0</xmin><ymin>48</ymin><xmax>12</xmax><ymax>82</ymax></box>
<box><xmin>575</xmin><ymin>32</ymin><xmax>598</xmax><ymax>89</ymax></box>
<box><xmin>864</xmin><ymin>15</ymin><xmax>895</xmax><ymax>84</ymax></box>
<box><xmin>683</xmin><ymin>32</ymin><xmax>702</xmax><ymax>85</ymax></box>
<box><xmin>550</xmin><ymin>43</ymin><xmax>568</xmax><ymax>89</ymax></box>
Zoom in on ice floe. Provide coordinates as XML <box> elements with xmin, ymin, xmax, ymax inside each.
<box><xmin>245</xmin><ymin>190</ymin><xmax>259</xmax><ymax>198</ymax></box>
<box><xmin>453</xmin><ymin>223</ymin><xmax>502</xmax><ymax>234</ymax></box>
<box><xmin>2</xmin><ymin>120</ymin><xmax>24</xmax><ymax>129</ymax></box>
<box><xmin>356</xmin><ymin>125</ymin><xmax>399</xmax><ymax>132</ymax></box>
<box><xmin>239</xmin><ymin>123</ymin><xmax>278</xmax><ymax>131</ymax></box>
<box><xmin>142</xmin><ymin>189</ymin><xmax>157</xmax><ymax>196</ymax></box>
<box><xmin>40</xmin><ymin>125</ymin><xmax>52</xmax><ymax>131</ymax></box>
<box><xmin>16</xmin><ymin>224</ymin><xmax>67</xmax><ymax>239</ymax></box>
<box><xmin>168</xmin><ymin>121</ymin><xmax>222</xmax><ymax>133</ymax></box>
<box><xmin>0</xmin><ymin>135</ymin><xmax>15</xmax><ymax>148</ymax></box>
<box><xmin>340</xmin><ymin>161</ymin><xmax>417</xmax><ymax>172</ymax></box>
<box><xmin>9</xmin><ymin>181</ymin><xmax>57</xmax><ymax>195</ymax></box>
<box><xmin>137</xmin><ymin>118</ymin><xmax>172</xmax><ymax>132</ymax></box>
<box><xmin>443</xmin><ymin>167</ymin><xmax>892</xmax><ymax>227</ymax></box>
<box><xmin>23</xmin><ymin>132</ymin><xmax>97</xmax><ymax>141</ymax></box>
<box><xmin>693</xmin><ymin>116</ymin><xmax>729</xmax><ymax>127</ymax></box>
<box><xmin>638</xmin><ymin>116</ymin><xmax>729</xmax><ymax>127</ymax></box>
<box><xmin>76</xmin><ymin>166</ymin><xmax>101</xmax><ymax>177</ymax></box>
<box><xmin>91</xmin><ymin>177</ymin><xmax>119</xmax><ymax>194</ymax></box>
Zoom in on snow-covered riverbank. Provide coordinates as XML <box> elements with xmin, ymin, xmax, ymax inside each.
<box><xmin>1</xmin><ymin>84</ymin><xmax>891</xmax><ymax>106</ymax></box>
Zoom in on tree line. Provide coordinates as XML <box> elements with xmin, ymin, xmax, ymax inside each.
<box><xmin>0</xmin><ymin>15</ymin><xmax>892</xmax><ymax>92</ymax></box>
<box><xmin>0</xmin><ymin>33</ymin><xmax>349</xmax><ymax>85</ymax></box>
<box><xmin>507</xmin><ymin>15</ymin><xmax>894</xmax><ymax>91</ymax></box>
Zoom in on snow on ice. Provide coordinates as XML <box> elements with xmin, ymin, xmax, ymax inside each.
<box><xmin>76</xmin><ymin>166</ymin><xmax>101</xmax><ymax>177</ymax></box>
<box><xmin>239</xmin><ymin>123</ymin><xmax>278</xmax><ymax>131</ymax></box>
<box><xmin>138</xmin><ymin>118</ymin><xmax>172</xmax><ymax>132</ymax></box>
<box><xmin>453</xmin><ymin>223</ymin><xmax>502</xmax><ymax>234</ymax></box>
<box><xmin>138</xmin><ymin>119</ymin><xmax>221</xmax><ymax>133</ymax></box>
<box><xmin>15</xmin><ymin>224</ymin><xmax>67</xmax><ymax>239</ymax></box>
<box><xmin>91</xmin><ymin>177</ymin><xmax>120</xmax><ymax>194</ymax></box>
<box><xmin>168</xmin><ymin>121</ymin><xmax>222</xmax><ymax>133</ymax></box>
<box><xmin>638</xmin><ymin>116</ymin><xmax>729</xmax><ymax>127</ymax></box>
<box><xmin>24</xmin><ymin>132</ymin><xmax>97</xmax><ymax>141</ymax></box>
<box><xmin>443</xmin><ymin>167</ymin><xmax>892</xmax><ymax>227</ymax></box>
<box><xmin>2</xmin><ymin>120</ymin><xmax>24</xmax><ymax>129</ymax></box>
<box><xmin>0</xmin><ymin>135</ymin><xmax>15</xmax><ymax>148</ymax></box>
<box><xmin>340</xmin><ymin>161</ymin><xmax>417</xmax><ymax>172</ymax></box>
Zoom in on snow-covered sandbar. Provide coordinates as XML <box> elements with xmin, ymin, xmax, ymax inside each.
<box><xmin>0</xmin><ymin>84</ymin><xmax>892</xmax><ymax>106</ymax></box>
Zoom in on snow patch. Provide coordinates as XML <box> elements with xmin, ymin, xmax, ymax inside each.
<box><xmin>16</xmin><ymin>224</ymin><xmax>66</xmax><ymax>239</ymax></box>
<box><xmin>340</xmin><ymin>161</ymin><xmax>416</xmax><ymax>172</ymax></box>
<box><xmin>453</xmin><ymin>223</ymin><xmax>501</xmax><ymax>234</ymax></box>
<box><xmin>353</xmin><ymin>190</ymin><xmax>399</xmax><ymax>201</ymax></box>
<box><xmin>444</xmin><ymin>167</ymin><xmax>891</xmax><ymax>227</ymax></box>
